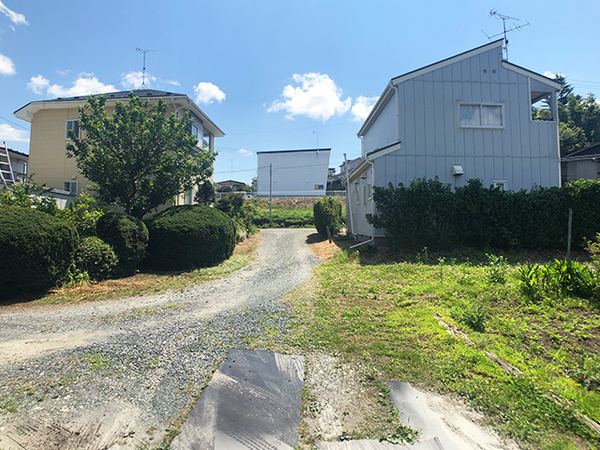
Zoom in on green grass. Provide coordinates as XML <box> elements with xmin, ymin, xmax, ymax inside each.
<box><xmin>286</xmin><ymin>249</ymin><xmax>600</xmax><ymax>449</ymax></box>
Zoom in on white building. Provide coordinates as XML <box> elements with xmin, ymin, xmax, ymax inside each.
<box><xmin>256</xmin><ymin>149</ymin><xmax>331</xmax><ymax>197</ymax></box>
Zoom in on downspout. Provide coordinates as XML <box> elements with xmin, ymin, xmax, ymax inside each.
<box><xmin>343</xmin><ymin>153</ymin><xmax>355</xmax><ymax>239</ymax></box>
<box><xmin>350</xmin><ymin>156</ymin><xmax>375</xmax><ymax>249</ymax></box>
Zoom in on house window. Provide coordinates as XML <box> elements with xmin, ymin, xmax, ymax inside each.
<box><xmin>459</xmin><ymin>103</ymin><xmax>503</xmax><ymax>128</ymax></box>
<box><xmin>66</xmin><ymin>120</ymin><xmax>80</xmax><ymax>139</ymax></box>
<box><xmin>63</xmin><ymin>180</ymin><xmax>79</xmax><ymax>195</ymax></box>
<box><xmin>491</xmin><ymin>179</ymin><xmax>507</xmax><ymax>190</ymax></box>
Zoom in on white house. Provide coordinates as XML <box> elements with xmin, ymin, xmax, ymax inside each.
<box><xmin>347</xmin><ymin>39</ymin><xmax>562</xmax><ymax>239</ymax></box>
<box><xmin>256</xmin><ymin>149</ymin><xmax>331</xmax><ymax>197</ymax></box>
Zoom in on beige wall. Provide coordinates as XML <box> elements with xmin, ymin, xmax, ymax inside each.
<box><xmin>28</xmin><ymin>102</ymin><xmax>212</xmax><ymax>205</ymax></box>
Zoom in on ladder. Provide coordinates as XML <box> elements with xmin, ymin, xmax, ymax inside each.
<box><xmin>0</xmin><ymin>141</ymin><xmax>15</xmax><ymax>186</ymax></box>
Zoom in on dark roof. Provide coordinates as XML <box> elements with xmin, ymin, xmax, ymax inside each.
<box><xmin>44</xmin><ymin>89</ymin><xmax>184</xmax><ymax>103</ymax></box>
<box><xmin>390</xmin><ymin>40</ymin><xmax>503</xmax><ymax>83</ymax></box>
<box><xmin>7</xmin><ymin>148</ymin><xmax>28</xmax><ymax>158</ymax></box>
<box><xmin>256</xmin><ymin>148</ymin><xmax>331</xmax><ymax>155</ymax></box>
<box><xmin>562</xmin><ymin>142</ymin><xmax>600</xmax><ymax>159</ymax></box>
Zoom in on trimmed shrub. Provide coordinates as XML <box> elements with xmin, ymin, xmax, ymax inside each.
<box><xmin>313</xmin><ymin>196</ymin><xmax>343</xmax><ymax>238</ymax></box>
<box><xmin>96</xmin><ymin>212</ymin><xmax>148</xmax><ymax>276</ymax></box>
<box><xmin>74</xmin><ymin>236</ymin><xmax>118</xmax><ymax>281</ymax></box>
<box><xmin>0</xmin><ymin>207</ymin><xmax>77</xmax><ymax>298</ymax></box>
<box><xmin>145</xmin><ymin>205</ymin><xmax>236</xmax><ymax>270</ymax></box>
<box><xmin>371</xmin><ymin>177</ymin><xmax>600</xmax><ymax>251</ymax></box>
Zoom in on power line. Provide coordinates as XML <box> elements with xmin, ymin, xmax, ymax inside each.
<box><xmin>0</xmin><ymin>116</ymin><xmax>29</xmax><ymax>131</ymax></box>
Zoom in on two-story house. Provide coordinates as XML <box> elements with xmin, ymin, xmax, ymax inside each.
<box><xmin>347</xmin><ymin>39</ymin><xmax>562</xmax><ymax>239</ymax></box>
<box><xmin>14</xmin><ymin>89</ymin><xmax>224</xmax><ymax>204</ymax></box>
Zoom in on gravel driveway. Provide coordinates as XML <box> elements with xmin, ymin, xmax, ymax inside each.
<box><xmin>0</xmin><ymin>228</ymin><xmax>320</xmax><ymax>450</ymax></box>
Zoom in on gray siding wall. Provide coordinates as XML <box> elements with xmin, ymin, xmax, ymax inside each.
<box><xmin>368</xmin><ymin>46</ymin><xmax>560</xmax><ymax>191</ymax></box>
<box><xmin>362</xmin><ymin>91</ymin><xmax>398</xmax><ymax>156</ymax></box>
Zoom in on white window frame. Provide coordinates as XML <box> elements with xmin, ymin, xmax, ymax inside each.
<box><xmin>491</xmin><ymin>179</ymin><xmax>507</xmax><ymax>191</ymax></box>
<box><xmin>458</xmin><ymin>102</ymin><xmax>504</xmax><ymax>129</ymax></box>
<box><xmin>66</xmin><ymin>120</ymin><xmax>80</xmax><ymax>139</ymax></box>
<box><xmin>63</xmin><ymin>180</ymin><xmax>79</xmax><ymax>195</ymax></box>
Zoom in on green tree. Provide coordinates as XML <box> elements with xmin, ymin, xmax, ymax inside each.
<box><xmin>0</xmin><ymin>175</ymin><xmax>59</xmax><ymax>215</ymax></box>
<box><xmin>194</xmin><ymin>180</ymin><xmax>216</xmax><ymax>205</ymax></box>
<box><xmin>66</xmin><ymin>93</ymin><xmax>216</xmax><ymax>219</ymax></box>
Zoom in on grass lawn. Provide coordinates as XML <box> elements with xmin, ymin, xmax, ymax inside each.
<box><xmin>286</xmin><ymin>242</ymin><xmax>600</xmax><ymax>449</ymax></box>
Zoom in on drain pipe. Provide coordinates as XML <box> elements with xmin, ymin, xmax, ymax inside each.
<box><xmin>350</xmin><ymin>156</ymin><xmax>375</xmax><ymax>249</ymax></box>
<box><xmin>343</xmin><ymin>153</ymin><xmax>355</xmax><ymax>240</ymax></box>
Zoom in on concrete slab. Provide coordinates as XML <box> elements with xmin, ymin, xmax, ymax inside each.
<box><xmin>385</xmin><ymin>381</ymin><xmax>461</xmax><ymax>450</ymax></box>
<box><xmin>171</xmin><ymin>349</ymin><xmax>305</xmax><ymax>450</ymax></box>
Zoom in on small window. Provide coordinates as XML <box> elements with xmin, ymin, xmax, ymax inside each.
<box><xmin>63</xmin><ymin>180</ymin><xmax>79</xmax><ymax>195</ymax></box>
<box><xmin>491</xmin><ymin>179</ymin><xmax>507</xmax><ymax>190</ymax></box>
<box><xmin>66</xmin><ymin>120</ymin><xmax>80</xmax><ymax>139</ymax></box>
<box><xmin>459</xmin><ymin>103</ymin><xmax>503</xmax><ymax>128</ymax></box>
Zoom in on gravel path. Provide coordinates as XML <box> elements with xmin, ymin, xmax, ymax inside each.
<box><xmin>0</xmin><ymin>228</ymin><xmax>320</xmax><ymax>450</ymax></box>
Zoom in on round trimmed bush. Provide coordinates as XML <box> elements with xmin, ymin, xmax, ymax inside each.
<box><xmin>145</xmin><ymin>205</ymin><xmax>236</xmax><ymax>270</ymax></box>
<box><xmin>0</xmin><ymin>207</ymin><xmax>77</xmax><ymax>298</ymax></box>
<box><xmin>313</xmin><ymin>196</ymin><xmax>343</xmax><ymax>238</ymax></box>
<box><xmin>74</xmin><ymin>236</ymin><xmax>118</xmax><ymax>281</ymax></box>
<box><xmin>96</xmin><ymin>212</ymin><xmax>148</xmax><ymax>276</ymax></box>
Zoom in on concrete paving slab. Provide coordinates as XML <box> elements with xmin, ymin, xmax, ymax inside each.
<box><xmin>171</xmin><ymin>349</ymin><xmax>305</xmax><ymax>450</ymax></box>
<box><xmin>385</xmin><ymin>381</ymin><xmax>460</xmax><ymax>450</ymax></box>
<box><xmin>316</xmin><ymin>437</ymin><xmax>444</xmax><ymax>449</ymax></box>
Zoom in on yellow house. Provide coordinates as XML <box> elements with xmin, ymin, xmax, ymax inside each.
<box><xmin>14</xmin><ymin>89</ymin><xmax>224</xmax><ymax>204</ymax></box>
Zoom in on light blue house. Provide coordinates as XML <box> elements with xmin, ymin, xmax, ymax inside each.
<box><xmin>347</xmin><ymin>39</ymin><xmax>562</xmax><ymax>239</ymax></box>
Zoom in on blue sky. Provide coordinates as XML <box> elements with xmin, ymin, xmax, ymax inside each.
<box><xmin>1</xmin><ymin>0</ymin><xmax>599</xmax><ymax>185</ymax></box>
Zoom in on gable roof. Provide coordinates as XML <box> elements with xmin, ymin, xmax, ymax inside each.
<box><xmin>561</xmin><ymin>142</ymin><xmax>600</xmax><ymax>160</ymax></box>
<box><xmin>358</xmin><ymin>40</ymin><xmax>561</xmax><ymax>138</ymax></box>
<box><xmin>14</xmin><ymin>89</ymin><xmax>225</xmax><ymax>137</ymax></box>
<box><xmin>256</xmin><ymin>148</ymin><xmax>331</xmax><ymax>155</ymax></box>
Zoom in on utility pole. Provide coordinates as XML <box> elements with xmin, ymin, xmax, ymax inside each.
<box><xmin>269</xmin><ymin>163</ymin><xmax>272</xmax><ymax>227</ymax></box>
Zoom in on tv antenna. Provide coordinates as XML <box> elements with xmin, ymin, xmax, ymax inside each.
<box><xmin>135</xmin><ymin>48</ymin><xmax>154</xmax><ymax>89</ymax></box>
<box><xmin>482</xmin><ymin>10</ymin><xmax>529</xmax><ymax>60</ymax></box>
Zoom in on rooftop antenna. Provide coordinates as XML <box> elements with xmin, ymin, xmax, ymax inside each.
<box><xmin>135</xmin><ymin>48</ymin><xmax>155</xmax><ymax>89</ymax></box>
<box><xmin>482</xmin><ymin>10</ymin><xmax>529</xmax><ymax>60</ymax></box>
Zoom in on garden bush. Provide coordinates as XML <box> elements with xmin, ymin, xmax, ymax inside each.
<box><xmin>371</xmin><ymin>177</ymin><xmax>600</xmax><ymax>251</ymax></box>
<box><xmin>0</xmin><ymin>207</ymin><xmax>77</xmax><ymax>298</ymax></box>
<box><xmin>313</xmin><ymin>196</ymin><xmax>343</xmax><ymax>238</ymax></box>
<box><xmin>216</xmin><ymin>193</ymin><xmax>256</xmax><ymax>238</ymax></box>
<box><xmin>73</xmin><ymin>236</ymin><xmax>118</xmax><ymax>281</ymax></box>
<box><xmin>144</xmin><ymin>205</ymin><xmax>236</xmax><ymax>271</ymax></box>
<box><xmin>96</xmin><ymin>212</ymin><xmax>148</xmax><ymax>276</ymax></box>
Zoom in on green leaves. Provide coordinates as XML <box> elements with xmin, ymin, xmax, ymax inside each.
<box><xmin>66</xmin><ymin>93</ymin><xmax>215</xmax><ymax>218</ymax></box>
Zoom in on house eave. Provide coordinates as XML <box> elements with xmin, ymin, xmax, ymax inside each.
<box><xmin>347</xmin><ymin>141</ymin><xmax>401</xmax><ymax>183</ymax></box>
<box><xmin>357</xmin><ymin>83</ymin><xmax>395</xmax><ymax>138</ymax></box>
<box><xmin>390</xmin><ymin>39</ymin><xmax>504</xmax><ymax>86</ymax></box>
<box><xmin>14</xmin><ymin>91</ymin><xmax>226</xmax><ymax>137</ymax></box>
<box><xmin>501</xmin><ymin>61</ymin><xmax>563</xmax><ymax>91</ymax></box>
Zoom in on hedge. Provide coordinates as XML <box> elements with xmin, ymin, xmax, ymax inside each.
<box><xmin>313</xmin><ymin>196</ymin><xmax>343</xmax><ymax>237</ymax></box>
<box><xmin>370</xmin><ymin>178</ymin><xmax>600</xmax><ymax>251</ymax></box>
<box><xmin>96</xmin><ymin>212</ymin><xmax>148</xmax><ymax>276</ymax></box>
<box><xmin>0</xmin><ymin>207</ymin><xmax>77</xmax><ymax>298</ymax></box>
<box><xmin>144</xmin><ymin>205</ymin><xmax>236</xmax><ymax>270</ymax></box>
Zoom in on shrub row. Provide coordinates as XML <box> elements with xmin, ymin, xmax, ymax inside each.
<box><xmin>370</xmin><ymin>178</ymin><xmax>600</xmax><ymax>251</ymax></box>
<box><xmin>0</xmin><ymin>204</ymin><xmax>236</xmax><ymax>299</ymax></box>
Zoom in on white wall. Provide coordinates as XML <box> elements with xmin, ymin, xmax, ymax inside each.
<box><xmin>256</xmin><ymin>149</ymin><xmax>331</xmax><ymax>197</ymax></box>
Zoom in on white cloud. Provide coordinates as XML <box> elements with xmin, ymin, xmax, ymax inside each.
<box><xmin>0</xmin><ymin>1</ymin><xmax>27</xmax><ymax>25</ymax></box>
<box><xmin>0</xmin><ymin>53</ymin><xmax>15</xmax><ymax>75</ymax></box>
<box><xmin>238</xmin><ymin>148</ymin><xmax>253</xmax><ymax>156</ymax></box>
<box><xmin>543</xmin><ymin>71</ymin><xmax>565</xmax><ymax>80</ymax></box>
<box><xmin>351</xmin><ymin>95</ymin><xmax>379</xmax><ymax>122</ymax></box>
<box><xmin>166</xmin><ymin>80</ymin><xmax>181</xmax><ymax>87</ymax></box>
<box><xmin>56</xmin><ymin>69</ymin><xmax>72</xmax><ymax>76</ymax></box>
<box><xmin>121</xmin><ymin>70</ymin><xmax>157</xmax><ymax>90</ymax></box>
<box><xmin>194</xmin><ymin>82</ymin><xmax>226</xmax><ymax>104</ymax></box>
<box><xmin>0</xmin><ymin>124</ymin><xmax>29</xmax><ymax>142</ymax></box>
<box><xmin>268</xmin><ymin>73</ymin><xmax>351</xmax><ymax>121</ymax></box>
<box><xmin>27</xmin><ymin>74</ymin><xmax>49</xmax><ymax>94</ymax></box>
<box><xmin>27</xmin><ymin>73</ymin><xmax>117</xmax><ymax>97</ymax></box>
